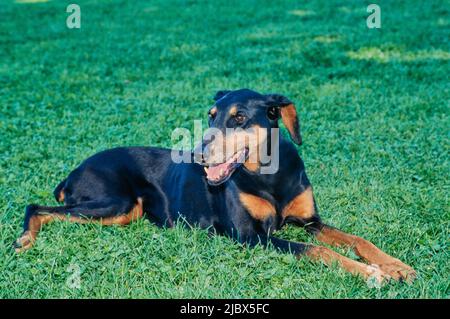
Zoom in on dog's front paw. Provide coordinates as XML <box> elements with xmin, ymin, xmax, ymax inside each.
<box><xmin>365</xmin><ymin>264</ymin><xmax>391</xmax><ymax>287</ymax></box>
<box><xmin>375</xmin><ymin>259</ymin><xmax>416</xmax><ymax>283</ymax></box>
<box><xmin>13</xmin><ymin>231</ymin><xmax>34</xmax><ymax>253</ymax></box>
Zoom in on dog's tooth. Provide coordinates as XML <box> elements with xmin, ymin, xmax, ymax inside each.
<box><xmin>204</xmin><ymin>167</ymin><xmax>208</xmax><ymax>174</ymax></box>
<box><xmin>219</xmin><ymin>168</ymin><xmax>224</xmax><ymax>176</ymax></box>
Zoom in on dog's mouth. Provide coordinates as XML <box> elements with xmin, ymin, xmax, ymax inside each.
<box><xmin>204</xmin><ymin>148</ymin><xmax>249</xmax><ymax>186</ymax></box>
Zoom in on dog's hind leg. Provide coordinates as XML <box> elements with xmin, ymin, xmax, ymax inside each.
<box><xmin>14</xmin><ymin>197</ymin><xmax>143</xmax><ymax>252</ymax></box>
<box><xmin>53</xmin><ymin>178</ymin><xmax>67</xmax><ymax>203</ymax></box>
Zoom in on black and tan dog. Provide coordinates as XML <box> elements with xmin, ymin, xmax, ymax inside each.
<box><xmin>14</xmin><ymin>89</ymin><xmax>415</xmax><ymax>284</ymax></box>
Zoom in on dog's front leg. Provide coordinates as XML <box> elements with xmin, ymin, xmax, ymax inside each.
<box><xmin>311</xmin><ymin>224</ymin><xmax>416</xmax><ymax>282</ymax></box>
<box><xmin>246</xmin><ymin>235</ymin><xmax>391</xmax><ymax>284</ymax></box>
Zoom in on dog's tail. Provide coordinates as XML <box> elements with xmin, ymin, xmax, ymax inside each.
<box><xmin>53</xmin><ymin>178</ymin><xmax>67</xmax><ymax>203</ymax></box>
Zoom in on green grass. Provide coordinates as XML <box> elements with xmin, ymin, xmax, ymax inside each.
<box><xmin>0</xmin><ymin>0</ymin><xmax>449</xmax><ymax>298</ymax></box>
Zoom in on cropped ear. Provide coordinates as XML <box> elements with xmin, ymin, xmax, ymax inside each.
<box><xmin>266</xmin><ymin>94</ymin><xmax>302</xmax><ymax>145</ymax></box>
<box><xmin>213</xmin><ymin>90</ymin><xmax>232</xmax><ymax>101</ymax></box>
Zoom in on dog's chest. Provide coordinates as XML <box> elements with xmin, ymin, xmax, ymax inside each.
<box><xmin>238</xmin><ymin>192</ymin><xmax>276</xmax><ymax>221</ymax></box>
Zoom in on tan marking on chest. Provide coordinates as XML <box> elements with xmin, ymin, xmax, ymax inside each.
<box><xmin>239</xmin><ymin>193</ymin><xmax>276</xmax><ymax>221</ymax></box>
<box><xmin>282</xmin><ymin>186</ymin><xmax>315</xmax><ymax>219</ymax></box>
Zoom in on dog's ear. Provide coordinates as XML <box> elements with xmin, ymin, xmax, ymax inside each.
<box><xmin>213</xmin><ymin>90</ymin><xmax>232</xmax><ymax>101</ymax></box>
<box><xmin>266</xmin><ymin>94</ymin><xmax>302</xmax><ymax>145</ymax></box>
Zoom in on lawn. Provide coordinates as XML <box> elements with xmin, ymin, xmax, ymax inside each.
<box><xmin>0</xmin><ymin>0</ymin><xmax>449</xmax><ymax>298</ymax></box>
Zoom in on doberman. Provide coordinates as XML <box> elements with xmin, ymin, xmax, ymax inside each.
<box><xmin>14</xmin><ymin>89</ymin><xmax>415</xmax><ymax>284</ymax></box>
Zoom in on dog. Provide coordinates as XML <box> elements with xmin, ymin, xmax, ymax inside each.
<box><xmin>14</xmin><ymin>88</ymin><xmax>415</xmax><ymax>284</ymax></box>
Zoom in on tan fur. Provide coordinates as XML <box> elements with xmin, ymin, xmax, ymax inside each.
<box><xmin>282</xmin><ymin>186</ymin><xmax>315</xmax><ymax>220</ymax></box>
<box><xmin>205</xmin><ymin>124</ymin><xmax>267</xmax><ymax>171</ymax></box>
<box><xmin>239</xmin><ymin>193</ymin><xmax>275</xmax><ymax>221</ymax></box>
<box><xmin>316</xmin><ymin>226</ymin><xmax>416</xmax><ymax>282</ymax></box>
<box><xmin>229</xmin><ymin>105</ymin><xmax>237</xmax><ymax>116</ymax></box>
<box><xmin>58</xmin><ymin>190</ymin><xmax>65</xmax><ymax>203</ymax></box>
<box><xmin>306</xmin><ymin>245</ymin><xmax>389</xmax><ymax>283</ymax></box>
<box><xmin>280</xmin><ymin>104</ymin><xmax>299</xmax><ymax>142</ymax></box>
<box><xmin>15</xmin><ymin>198</ymin><xmax>144</xmax><ymax>253</ymax></box>
<box><xmin>243</xmin><ymin>161</ymin><xmax>260</xmax><ymax>172</ymax></box>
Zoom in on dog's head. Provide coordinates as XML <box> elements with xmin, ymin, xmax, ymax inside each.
<box><xmin>195</xmin><ymin>88</ymin><xmax>301</xmax><ymax>186</ymax></box>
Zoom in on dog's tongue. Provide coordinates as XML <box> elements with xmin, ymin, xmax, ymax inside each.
<box><xmin>204</xmin><ymin>150</ymin><xmax>246</xmax><ymax>182</ymax></box>
<box><xmin>206</xmin><ymin>162</ymin><xmax>231</xmax><ymax>180</ymax></box>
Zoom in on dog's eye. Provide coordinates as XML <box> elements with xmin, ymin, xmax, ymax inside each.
<box><xmin>235</xmin><ymin>113</ymin><xmax>246</xmax><ymax>124</ymax></box>
<box><xmin>208</xmin><ymin>112</ymin><xmax>216</xmax><ymax>120</ymax></box>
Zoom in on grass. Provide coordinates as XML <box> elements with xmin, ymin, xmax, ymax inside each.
<box><xmin>0</xmin><ymin>0</ymin><xmax>449</xmax><ymax>298</ymax></box>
